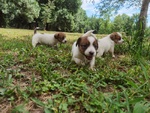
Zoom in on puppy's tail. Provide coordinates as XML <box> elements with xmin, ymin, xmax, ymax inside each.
<box><xmin>34</xmin><ymin>27</ymin><xmax>40</xmax><ymax>34</ymax></box>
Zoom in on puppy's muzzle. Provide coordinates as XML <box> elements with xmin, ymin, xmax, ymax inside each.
<box><xmin>89</xmin><ymin>51</ymin><xmax>94</xmax><ymax>56</ymax></box>
<box><xmin>62</xmin><ymin>39</ymin><xmax>67</xmax><ymax>43</ymax></box>
<box><xmin>118</xmin><ymin>39</ymin><xmax>124</xmax><ymax>44</ymax></box>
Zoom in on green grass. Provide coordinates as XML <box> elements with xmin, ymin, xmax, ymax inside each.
<box><xmin>0</xmin><ymin>28</ymin><xmax>150</xmax><ymax>113</ymax></box>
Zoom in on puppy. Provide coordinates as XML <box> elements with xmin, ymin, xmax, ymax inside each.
<box><xmin>97</xmin><ymin>32</ymin><xmax>124</xmax><ymax>58</ymax></box>
<box><xmin>32</xmin><ymin>27</ymin><xmax>67</xmax><ymax>47</ymax></box>
<box><xmin>71</xmin><ymin>30</ymin><xmax>98</xmax><ymax>70</ymax></box>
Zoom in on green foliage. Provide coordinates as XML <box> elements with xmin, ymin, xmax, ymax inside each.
<box><xmin>0</xmin><ymin>0</ymin><xmax>40</xmax><ymax>27</ymax></box>
<box><xmin>98</xmin><ymin>18</ymin><xmax>113</xmax><ymax>34</ymax></box>
<box><xmin>73</xmin><ymin>8</ymin><xmax>88</xmax><ymax>32</ymax></box>
<box><xmin>40</xmin><ymin>0</ymin><xmax>55</xmax><ymax>28</ymax></box>
<box><xmin>12</xmin><ymin>104</ymin><xmax>29</xmax><ymax>113</ymax></box>
<box><xmin>112</xmin><ymin>14</ymin><xmax>139</xmax><ymax>35</ymax></box>
<box><xmin>48</xmin><ymin>0</ymin><xmax>82</xmax><ymax>31</ymax></box>
<box><xmin>133</xmin><ymin>101</ymin><xmax>150</xmax><ymax>113</ymax></box>
<box><xmin>51</xmin><ymin>8</ymin><xmax>75</xmax><ymax>31</ymax></box>
<box><xmin>54</xmin><ymin>0</ymin><xmax>82</xmax><ymax>14</ymax></box>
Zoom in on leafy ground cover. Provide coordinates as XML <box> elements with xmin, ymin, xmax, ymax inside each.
<box><xmin>0</xmin><ymin>28</ymin><xmax>150</xmax><ymax>113</ymax></box>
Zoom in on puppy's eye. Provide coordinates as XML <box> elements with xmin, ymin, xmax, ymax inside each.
<box><xmin>81</xmin><ymin>45</ymin><xmax>88</xmax><ymax>49</ymax></box>
<box><xmin>94</xmin><ymin>44</ymin><xmax>98</xmax><ymax>49</ymax></box>
<box><xmin>118</xmin><ymin>37</ymin><xmax>121</xmax><ymax>40</ymax></box>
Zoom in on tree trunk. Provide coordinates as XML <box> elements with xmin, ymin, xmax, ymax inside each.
<box><xmin>45</xmin><ymin>23</ymin><xmax>49</xmax><ymax>30</ymax></box>
<box><xmin>138</xmin><ymin>0</ymin><xmax>150</xmax><ymax>37</ymax></box>
<box><xmin>0</xmin><ymin>11</ymin><xmax>3</xmax><ymax>27</ymax></box>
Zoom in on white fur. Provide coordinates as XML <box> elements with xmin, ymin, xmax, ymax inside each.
<box><xmin>97</xmin><ymin>32</ymin><xmax>123</xmax><ymax>58</ymax></box>
<box><xmin>71</xmin><ymin>30</ymin><xmax>97</xmax><ymax>70</ymax></box>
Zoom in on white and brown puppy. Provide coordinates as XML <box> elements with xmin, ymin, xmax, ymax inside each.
<box><xmin>96</xmin><ymin>32</ymin><xmax>124</xmax><ymax>58</ymax></box>
<box><xmin>71</xmin><ymin>30</ymin><xmax>98</xmax><ymax>70</ymax></box>
<box><xmin>32</xmin><ymin>27</ymin><xmax>67</xmax><ymax>47</ymax></box>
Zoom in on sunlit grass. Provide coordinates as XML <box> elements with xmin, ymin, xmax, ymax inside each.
<box><xmin>0</xmin><ymin>28</ymin><xmax>107</xmax><ymax>40</ymax></box>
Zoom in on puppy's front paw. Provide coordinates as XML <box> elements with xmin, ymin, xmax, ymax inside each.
<box><xmin>81</xmin><ymin>61</ymin><xmax>85</xmax><ymax>66</ymax></box>
<box><xmin>112</xmin><ymin>55</ymin><xmax>115</xmax><ymax>58</ymax></box>
<box><xmin>89</xmin><ymin>67</ymin><xmax>96</xmax><ymax>71</ymax></box>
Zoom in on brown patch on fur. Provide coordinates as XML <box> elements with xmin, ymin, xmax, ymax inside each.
<box><xmin>76</xmin><ymin>36</ymin><xmax>90</xmax><ymax>54</ymax></box>
<box><xmin>93</xmin><ymin>39</ymin><xmax>98</xmax><ymax>50</ymax></box>
<box><xmin>110</xmin><ymin>32</ymin><xmax>121</xmax><ymax>43</ymax></box>
<box><xmin>54</xmin><ymin>32</ymin><xmax>66</xmax><ymax>42</ymax></box>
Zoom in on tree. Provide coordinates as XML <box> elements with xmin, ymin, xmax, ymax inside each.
<box><xmin>73</xmin><ymin>8</ymin><xmax>88</xmax><ymax>32</ymax></box>
<box><xmin>49</xmin><ymin>0</ymin><xmax>82</xmax><ymax>31</ymax></box>
<box><xmin>95</xmin><ymin>0</ymin><xmax>150</xmax><ymax>36</ymax></box>
<box><xmin>113</xmin><ymin>14</ymin><xmax>136</xmax><ymax>35</ymax></box>
<box><xmin>40</xmin><ymin>0</ymin><xmax>55</xmax><ymax>30</ymax></box>
<box><xmin>138</xmin><ymin>0</ymin><xmax>150</xmax><ymax>37</ymax></box>
<box><xmin>0</xmin><ymin>0</ymin><xmax>40</xmax><ymax>28</ymax></box>
<box><xmin>54</xmin><ymin>0</ymin><xmax>81</xmax><ymax>14</ymax></box>
<box><xmin>51</xmin><ymin>8</ymin><xmax>75</xmax><ymax>31</ymax></box>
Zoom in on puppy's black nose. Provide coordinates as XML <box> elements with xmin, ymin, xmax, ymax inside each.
<box><xmin>89</xmin><ymin>51</ymin><xmax>94</xmax><ymax>56</ymax></box>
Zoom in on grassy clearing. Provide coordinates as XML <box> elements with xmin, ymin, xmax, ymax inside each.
<box><xmin>0</xmin><ymin>28</ymin><xmax>150</xmax><ymax>113</ymax></box>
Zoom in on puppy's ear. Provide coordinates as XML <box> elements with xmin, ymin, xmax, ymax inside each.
<box><xmin>76</xmin><ymin>37</ymin><xmax>81</xmax><ymax>46</ymax></box>
<box><xmin>110</xmin><ymin>33</ymin><xmax>116</xmax><ymax>41</ymax></box>
<box><xmin>54</xmin><ymin>33</ymin><xmax>59</xmax><ymax>39</ymax></box>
